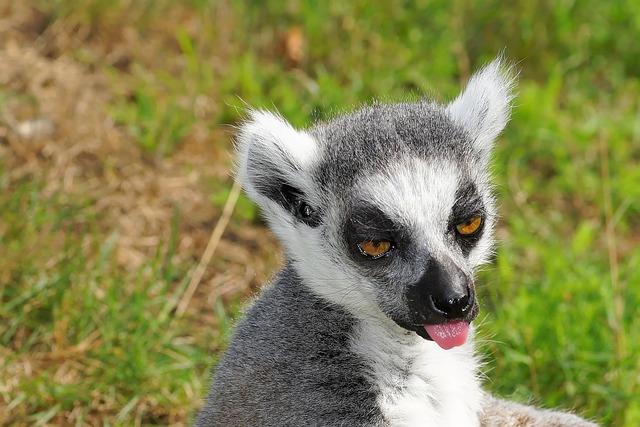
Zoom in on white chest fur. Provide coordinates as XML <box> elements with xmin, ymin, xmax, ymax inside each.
<box><xmin>350</xmin><ymin>320</ymin><xmax>483</xmax><ymax>427</ymax></box>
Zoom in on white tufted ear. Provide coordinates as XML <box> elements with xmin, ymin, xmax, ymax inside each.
<box><xmin>447</xmin><ymin>57</ymin><xmax>517</xmax><ymax>160</ymax></box>
<box><xmin>235</xmin><ymin>110</ymin><xmax>319</xmax><ymax>217</ymax></box>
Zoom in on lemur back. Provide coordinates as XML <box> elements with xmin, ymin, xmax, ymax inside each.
<box><xmin>196</xmin><ymin>59</ymin><xmax>598</xmax><ymax>427</ymax></box>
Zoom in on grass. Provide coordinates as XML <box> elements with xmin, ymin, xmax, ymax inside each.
<box><xmin>1</xmin><ymin>0</ymin><xmax>638</xmax><ymax>425</ymax></box>
<box><xmin>0</xmin><ymin>172</ymin><xmax>209</xmax><ymax>424</ymax></box>
<box><xmin>479</xmin><ymin>75</ymin><xmax>640</xmax><ymax>426</ymax></box>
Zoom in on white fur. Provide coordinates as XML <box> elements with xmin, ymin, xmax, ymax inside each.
<box><xmin>235</xmin><ymin>110</ymin><xmax>325</xmax><ymax>256</ymax></box>
<box><xmin>350</xmin><ymin>319</ymin><xmax>483</xmax><ymax>426</ymax></box>
<box><xmin>446</xmin><ymin>58</ymin><xmax>516</xmax><ymax>161</ymax></box>
<box><xmin>358</xmin><ymin>158</ymin><xmax>459</xmax><ymax>254</ymax></box>
<box><xmin>235</xmin><ymin>109</ymin><xmax>320</xmax><ymax>204</ymax></box>
<box><xmin>237</xmin><ymin>110</ymin><xmax>318</xmax><ymax>172</ymax></box>
<box><xmin>288</xmin><ymin>225</ymin><xmax>388</xmax><ymax>321</ymax></box>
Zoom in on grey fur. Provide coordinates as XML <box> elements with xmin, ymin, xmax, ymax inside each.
<box><xmin>197</xmin><ymin>266</ymin><xmax>380</xmax><ymax>426</ymax></box>
<box><xmin>196</xmin><ymin>58</ymin><xmax>599</xmax><ymax>426</ymax></box>
<box><xmin>481</xmin><ymin>397</ymin><xmax>598</xmax><ymax>427</ymax></box>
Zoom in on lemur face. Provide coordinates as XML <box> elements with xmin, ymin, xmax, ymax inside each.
<box><xmin>236</xmin><ymin>59</ymin><xmax>514</xmax><ymax>349</ymax></box>
<box><xmin>338</xmin><ymin>157</ymin><xmax>489</xmax><ymax>345</ymax></box>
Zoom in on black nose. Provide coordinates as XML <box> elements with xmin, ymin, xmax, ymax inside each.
<box><xmin>405</xmin><ymin>257</ymin><xmax>476</xmax><ymax>322</ymax></box>
<box><xmin>429</xmin><ymin>287</ymin><xmax>472</xmax><ymax>319</ymax></box>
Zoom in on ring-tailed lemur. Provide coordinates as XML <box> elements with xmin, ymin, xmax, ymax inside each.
<box><xmin>196</xmin><ymin>58</ymin><xmax>598</xmax><ymax>426</ymax></box>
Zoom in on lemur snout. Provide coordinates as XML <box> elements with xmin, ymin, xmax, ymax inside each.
<box><xmin>406</xmin><ymin>257</ymin><xmax>476</xmax><ymax>323</ymax></box>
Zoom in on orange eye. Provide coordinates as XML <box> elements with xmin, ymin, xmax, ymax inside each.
<box><xmin>358</xmin><ymin>240</ymin><xmax>392</xmax><ymax>258</ymax></box>
<box><xmin>456</xmin><ymin>216</ymin><xmax>482</xmax><ymax>235</ymax></box>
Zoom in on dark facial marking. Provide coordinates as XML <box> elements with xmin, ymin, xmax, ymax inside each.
<box><xmin>344</xmin><ymin>204</ymin><xmax>403</xmax><ymax>264</ymax></box>
<box><xmin>405</xmin><ymin>257</ymin><xmax>477</xmax><ymax>323</ymax></box>
<box><xmin>279</xmin><ymin>184</ymin><xmax>321</xmax><ymax>227</ymax></box>
<box><xmin>450</xmin><ymin>182</ymin><xmax>486</xmax><ymax>255</ymax></box>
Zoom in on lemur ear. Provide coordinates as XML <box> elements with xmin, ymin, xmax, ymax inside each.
<box><xmin>446</xmin><ymin>57</ymin><xmax>517</xmax><ymax>160</ymax></box>
<box><xmin>235</xmin><ymin>110</ymin><xmax>319</xmax><ymax>217</ymax></box>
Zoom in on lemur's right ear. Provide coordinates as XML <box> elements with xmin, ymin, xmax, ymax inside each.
<box><xmin>446</xmin><ymin>57</ymin><xmax>517</xmax><ymax>162</ymax></box>
<box><xmin>235</xmin><ymin>110</ymin><xmax>320</xmax><ymax>226</ymax></box>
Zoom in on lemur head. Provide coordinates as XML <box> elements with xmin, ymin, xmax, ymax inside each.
<box><xmin>236</xmin><ymin>58</ymin><xmax>515</xmax><ymax>350</ymax></box>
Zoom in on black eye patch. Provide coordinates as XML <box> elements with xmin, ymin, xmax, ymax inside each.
<box><xmin>343</xmin><ymin>204</ymin><xmax>404</xmax><ymax>262</ymax></box>
<box><xmin>278</xmin><ymin>183</ymin><xmax>321</xmax><ymax>227</ymax></box>
<box><xmin>346</xmin><ymin>205</ymin><xmax>398</xmax><ymax>239</ymax></box>
<box><xmin>450</xmin><ymin>183</ymin><xmax>486</xmax><ymax>254</ymax></box>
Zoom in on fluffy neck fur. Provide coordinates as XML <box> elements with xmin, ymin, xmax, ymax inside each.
<box><xmin>349</xmin><ymin>293</ymin><xmax>483</xmax><ymax>426</ymax></box>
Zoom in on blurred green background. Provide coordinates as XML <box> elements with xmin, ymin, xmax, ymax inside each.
<box><xmin>0</xmin><ymin>0</ymin><xmax>638</xmax><ymax>425</ymax></box>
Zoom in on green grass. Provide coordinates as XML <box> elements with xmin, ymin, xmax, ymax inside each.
<box><xmin>1</xmin><ymin>0</ymin><xmax>639</xmax><ymax>425</ymax></box>
<box><xmin>478</xmin><ymin>75</ymin><xmax>640</xmax><ymax>426</ymax></box>
<box><xmin>0</xmin><ymin>172</ymin><xmax>210</xmax><ymax>424</ymax></box>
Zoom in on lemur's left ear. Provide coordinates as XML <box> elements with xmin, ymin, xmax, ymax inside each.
<box><xmin>446</xmin><ymin>57</ymin><xmax>517</xmax><ymax>161</ymax></box>
<box><xmin>235</xmin><ymin>110</ymin><xmax>319</xmax><ymax>222</ymax></box>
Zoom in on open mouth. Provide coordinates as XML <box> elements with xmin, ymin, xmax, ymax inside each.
<box><xmin>411</xmin><ymin>320</ymin><xmax>470</xmax><ymax>350</ymax></box>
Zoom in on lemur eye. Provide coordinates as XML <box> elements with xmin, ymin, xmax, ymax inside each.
<box><xmin>455</xmin><ymin>216</ymin><xmax>482</xmax><ymax>236</ymax></box>
<box><xmin>358</xmin><ymin>240</ymin><xmax>392</xmax><ymax>258</ymax></box>
<box><xmin>297</xmin><ymin>201</ymin><xmax>314</xmax><ymax>219</ymax></box>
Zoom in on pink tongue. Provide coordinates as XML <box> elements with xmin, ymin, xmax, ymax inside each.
<box><xmin>424</xmin><ymin>321</ymin><xmax>469</xmax><ymax>350</ymax></box>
